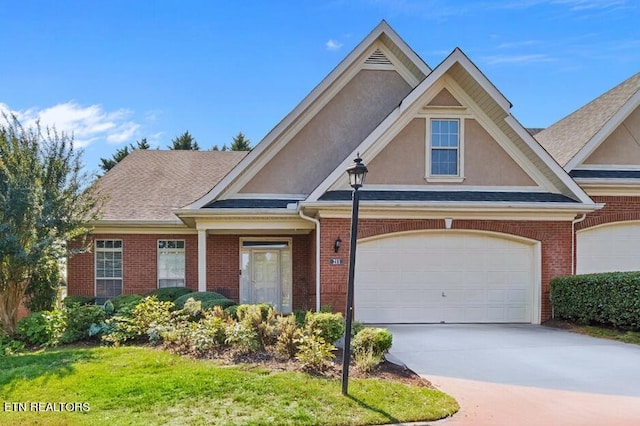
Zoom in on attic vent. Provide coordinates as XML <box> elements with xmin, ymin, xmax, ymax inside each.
<box><xmin>365</xmin><ymin>48</ymin><xmax>393</xmax><ymax>65</ymax></box>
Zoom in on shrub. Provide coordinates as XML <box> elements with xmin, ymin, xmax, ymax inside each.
<box><xmin>174</xmin><ymin>292</ymin><xmax>234</xmax><ymax>310</ymax></box>
<box><xmin>102</xmin><ymin>296</ymin><xmax>174</xmax><ymax>345</ymax></box>
<box><xmin>16</xmin><ymin>310</ymin><xmax>65</xmax><ymax>347</ymax></box>
<box><xmin>24</xmin><ymin>255</ymin><xmax>61</xmax><ymax>313</ymax></box>
<box><xmin>0</xmin><ymin>330</ymin><xmax>25</xmax><ymax>355</ymax></box>
<box><xmin>352</xmin><ymin>327</ymin><xmax>393</xmax><ymax>372</ymax></box>
<box><xmin>224</xmin><ymin>322</ymin><xmax>259</xmax><ymax>354</ymax></box>
<box><xmin>191</xmin><ymin>315</ymin><xmax>228</xmax><ymax>354</ymax></box>
<box><xmin>146</xmin><ymin>287</ymin><xmax>194</xmax><ymax>303</ymax></box>
<box><xmin>236</xmin><ymin>303</ymin><xmax>273</xmax><ymax>321</ymax></box>
<box><xmin>304</xmin><ymin>312</ymin><xmax>345</xmax><ymax>344</ymax></box>
<box><xmin>551</xmin><ymin>272</ymin><xmax>640</xmax><ymax>329</ymax></box>
<box><xmin>109</xmin><ymin>294</ymin><xmax>144</xmax><ymax>313</ymax></box>
<box><xmin>274</xmin><ymin>314</ymin><xmax>301</xmax><ymax>359</ymax></box>
<box><xmin>60</xmin><ymin>303</ymin><xmax>106</xmax><ymax>344</ymax></box>
<box><xmin>295</xmin><ymin>328</ymin><xmax>335</xmax><ymax>371</ymax></box>
<box><xmin>63</xmin><ymin>295</ymin><xmax>96</xmax><ymax>307</ymax></box>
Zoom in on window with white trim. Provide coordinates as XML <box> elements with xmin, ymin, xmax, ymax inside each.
<box><xmin>430</xmin><ymin>119</ymin><xmax>460</xmax><ymax>176</ymax></box>
<box><xmin>158</xmin><ymin>240</ymin><xmax>185</xmax><ymax>288</ymax></box>
<box><xmin>95</xmin><ymin>240</ymin><xmax>123</xmax><ymax>304</ymax></box>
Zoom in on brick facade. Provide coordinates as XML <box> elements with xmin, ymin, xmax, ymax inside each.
<box><xmin>67</xmin><ymin>232</ymin><xmax>314</xmax><ymax>310</ymax></box>
<box><xmin>576</xmin><ymin>196</ymin><xmax>640</xmax><ymax>230</ymax></box>
<box><xmin>68</xmin><ymin>206</ymin><xmax>637</xmax><ymax>323</ymax></box>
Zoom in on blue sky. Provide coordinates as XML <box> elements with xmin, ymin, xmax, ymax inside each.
<box><xmin>1</xmin><ymin>0</ymin><xmax>638</xmax><ymax>174</ymax></box>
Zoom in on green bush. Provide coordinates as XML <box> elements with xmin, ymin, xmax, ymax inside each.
<box><xmin>24</xmin><ymin>255</ymin><xmax>61</xmax><ymax>312</ymax></box>
<box><xmin>146</xmin><ymin>287</ymin><xmax>194</xmax><ymax>303</ymax></box>
<box><xmin>0</xmin><ymin>330</ymin><xmax>25</xmax><ymax>356</ymax></box>
<box><xmin>274</xmin><ymin>314</ymin><xmax>301</xmax><ymax>359</ymax></box>
<box><xmin>109</xmin><ymin>294</ymin><xmax>144</xmax><ymax>313</ymax></box>
<box><xmin>224</xmin><ymin>322</ymin><xmax>259</xmax><ymax>353</ymax></box>
<box><xmin>304</xmin><ymin>312</ymin><xmax>345</xmax><ymax>344</ymax></box>
<box><xmin>102</xmin><ymin>296</ymin><xmax>175</xmax><ymax>345</ymax></box>
<box><xmin>60</xmin><ymin>303</ymin><xmax>106</xmax><ymax>344</ymax></box>
<box><xmin>16</xmin><ymin>310</ymin><xmax>65</xmax><ymax>347</ymax></box>
<box><xmin>550</xmin><ymin>272</ymin><xmax>640</xmax><ymax>329</ymax></box>
<box><xmin>351</xmin><ymin>327</ymin><xmax>393</xmax><ymax>372</ymax></box>
<box><xmin>174</xmin><ymin>292</ymin><xmax>234</xmax><ymax>310</ymax></box>
<box><xmin>295</xmin><ymin>328</ymin><xmax>335</xmax><ymax>371</ymax></box>
<box><xmin>63</xmin><ymin>295</ymin><xmax>96</xmax><ymax>307</ymax></box>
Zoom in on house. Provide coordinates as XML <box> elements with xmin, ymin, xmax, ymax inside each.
<box><xmin>67</xmin><ymin>21</ymin><xmax>639</xmax><ymax>325</ymax></box>
<box><xmin>535</xmin><ymin>71</ymin><xmax>640</xmax><ymax>275</ymax></box>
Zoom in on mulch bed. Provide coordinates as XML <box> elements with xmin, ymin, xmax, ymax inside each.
<box><xmin>200</xmin><ymin>347</ymin><xmax>434</xmax><ymax>388</ymax></box>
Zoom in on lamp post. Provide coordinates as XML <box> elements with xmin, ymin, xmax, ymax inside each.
<box><xmin>341</xmin><ymin>154</ymin><xmax>368</xmax><ymax>396</ymax></box>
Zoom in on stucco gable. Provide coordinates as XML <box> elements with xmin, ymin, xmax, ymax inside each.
<box><xmin>186</xmin><ymin>21</ymin><xmax>431</xmax><ymax>209</ymax></box>
<box><xmin>308</xmin><ymin>48</ymin><xmax>594</xmax><ymax>206</ymax></box>
<box><xmin>535</xmin><ymin>72</ymin><xmax>640</xmax><ymax>170</ymax></box>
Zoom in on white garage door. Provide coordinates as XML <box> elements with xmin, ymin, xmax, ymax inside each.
<box><xmin>354</xmin><ymin>231</ymin><xmax>538</xmax><ymax>324</ymax></box>
<box><xmin>577</xmin><ymin>222</ymin><xmax>640</xmax><ymax>274</ymax></box>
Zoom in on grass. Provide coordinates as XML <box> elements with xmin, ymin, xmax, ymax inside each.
<box><xmin>570</xmin><ymin>325</ymin><xmax>640</xmax><ymax>345</ymax></box>
<box><xmin>0</xmin><ymin>346</ymin><xmax>458</xmax><ymax>425</ymax></box>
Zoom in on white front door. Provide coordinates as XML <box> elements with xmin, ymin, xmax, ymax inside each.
<box><xmin>251</xmin><ymin>250</ymin><xmax>281</xmax><ymax>308</ymax></box>
<box><xmin>240</xmin><ymin>240</ymin><xmax>292</xmax><ymax>313</ymax></box>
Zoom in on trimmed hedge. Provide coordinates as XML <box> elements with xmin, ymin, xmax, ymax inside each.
<box><xmin>145</xmin><ymin>287</ymin><xmax>194</xmax><ymax>302</ymax></box>
<box><xmin>550</xmin><ymin>272</ymin><xmax>640</xmax><ymax>329</ymax></box>
<box><xmin>174</xmin><ymin>292</ymin><xmax>236</xmax><ymax>310</ymax></box>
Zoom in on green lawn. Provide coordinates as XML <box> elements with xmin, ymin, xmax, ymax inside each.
<box><xmin>569</xmin><ymin>325</ymin><xmax>640</xmax><ymax>345</ymax></box>
<box><xmin>0</xmin><ymin>346</ymin><xmax>458</xmax><ymax>425</ymax></box>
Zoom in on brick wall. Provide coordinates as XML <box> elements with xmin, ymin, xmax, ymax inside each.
<box><xmin>319</xmin><ymin>217</ymin><xmax>573</xmax><ymax>322</ymax></box>
<box><xmin>67</xmin><ymin>233</ymin><xmax>199</xmax><ymax>297</ymax></box>
<box><xmin>576</xmin><ymin>196</ymin><xmax>640</xmax><ymax>230</ymax></box>
<box><xmin>67</xmin><ymin>232</ymin><xmax>314</xmax><ymax>309</ymax></box>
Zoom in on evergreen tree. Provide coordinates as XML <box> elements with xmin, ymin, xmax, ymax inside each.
<box><xmin>99</xmin><ymin>138</ymin><xmax>150</xmax><ymax>174</ymax></box>
<box><xmin>170</xmin><ymin>131</ymin><xmax>199</xmax><ymax>150</ymax></box>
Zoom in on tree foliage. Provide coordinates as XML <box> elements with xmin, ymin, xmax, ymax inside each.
<box><xmin>213</xmin><ymin>132</ymin><xmax>252</xmax><ymax>152</ymax></box>
<box><xmin>99</xmin><ymin>138</ymin><xmax>150</xmax><ymax>174</ymax></box>
<box><xmin>0</xmin><ymin>115</ymin><xmax>101</xmax><ymax>332</ymax></box>
<box><xmin>170</xmin><ymin>131</ymin><xmax>199</xmax><ymax>150</ymax></box>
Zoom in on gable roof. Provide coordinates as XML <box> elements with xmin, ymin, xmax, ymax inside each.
<box><xmin>307</xmin><ymin>48</ymin><xmax>595</xmax><ymax>205</ymax></box>
<box><xmin>535</xmin><ymin>72</ymin><xmax>640</xmax><ymax>169</ymax></box>
<box><xmin>185</xmin><ymin>20</ymin><xmax>431</xmax><ymax>209</ymax></box>
<box><xmin>96</xmin><ymin>150</ymin><xmax>247</xmax><ymax>223</ymax></box>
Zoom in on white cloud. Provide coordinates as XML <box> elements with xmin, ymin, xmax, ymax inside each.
<box><xmin>325</xmin><ymin>39</ymin><xmax>343</xmax><ymax>51</ymax></box>
<box><xmin>482</xmin><ymin>53</ymin><xmax>555</xmax><ymax>65</ymax></box>
<box><xmin>0</xmin><ymin>101</ymin><xmax>140</xmax><ymax>148</ymax></box>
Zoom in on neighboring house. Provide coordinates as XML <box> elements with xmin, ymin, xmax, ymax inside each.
<box><xmin>67</xmin><ymin>21</ymin><xmax>638</xmax><ymax>325</ymax></box>
<box><xmin>535</xmin><ymin>72</ymin><xmax>640</xmax><ymax>275</ymax></box>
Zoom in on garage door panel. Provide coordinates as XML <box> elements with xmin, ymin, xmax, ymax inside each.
<box><xmin>577</xmin><ymin>222</ymin><xmax>640</xmax><ymax>274</ymax></box>
<box><xmin>355</xmin><ymin>231</ymin><xmax>535</xmax><ymax>323</ymax></box>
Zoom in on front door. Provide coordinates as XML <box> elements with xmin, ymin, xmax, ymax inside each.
<box><xmin>240</xmin><ymin>240</ymin><xmax>292</xmax><ymax>313</ymax></box>
<box><xmin>251</xmin><ymin>250</ymin><xmax>280</xmax><ymax>308</ymax></box>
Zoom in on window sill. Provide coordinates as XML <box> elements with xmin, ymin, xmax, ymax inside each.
<box><xmin>425</xmin><ymin>176</ymin><xmax>465</xmax><ymax>183</ymax></box>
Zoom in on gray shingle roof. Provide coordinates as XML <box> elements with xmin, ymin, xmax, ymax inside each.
<box><xmin>96</xmin><ymin>150</ymin><xmax>247</xmax><ymax>222</ymax></box>
<box><xmin>535</xmin><ymin>72</ymin><xmax>640</xmax><ymax>167</ymax></box>
<box><xmin>569</xmin><ymin>169</ymin><xmax>640</xmax><ymax>179</ymax></box>
<box><xmin>205</xmin><ymin>199</ymin><xmax>296</xmax><ymax>209</ymax></box>
<box><xmin>319</xmin><ymin>190</ymin><xmax>578</xmax><ymax>203</ymax></box>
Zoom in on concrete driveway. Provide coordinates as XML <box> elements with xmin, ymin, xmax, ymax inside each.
<box><xmin>386</xmin><ymin>324</ymin><xmax>640</xmax><ymax>425</ymax></box>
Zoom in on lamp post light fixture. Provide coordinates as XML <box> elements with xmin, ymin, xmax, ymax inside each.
<box><xmin>341</xmin><ymin>153</ymin><xmax>368</xmax><ymax>396</ymax></box>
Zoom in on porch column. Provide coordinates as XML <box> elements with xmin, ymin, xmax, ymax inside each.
<box><xmin>197</xmin><ymin>229</ymin><xmax>207</xmax><ymax>292</ymax></box>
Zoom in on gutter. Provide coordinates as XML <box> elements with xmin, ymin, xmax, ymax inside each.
<box><xmin>298</xmin><ymin>208</ymin><xmax>321</xmax><ymax>312</ymax></box>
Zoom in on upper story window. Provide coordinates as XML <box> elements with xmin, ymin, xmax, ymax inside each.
<box><xmin>430</xmin><ymin>119</ymin><xmax>460</xmax><ymax>176</ymax></box>
<box><xmin>158</xmin><ymin>240</ymin><xmax>185</xmax><ymax>288</ymax></box>
<box><xmin>95</xmin><ymin>239</ymin><xmax>123</xmax><ymax>304</ymax></box>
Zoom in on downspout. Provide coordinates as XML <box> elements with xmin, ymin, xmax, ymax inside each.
<box><xmin>571</xmin><ymin>214</ymin><xmax>587</xmax><ymax>275</ymax></box>
<box><xmin>560</xmin><ymin>213</ymin><xmax>587</xmax><ymax>320</ymax></box>
<box><xmin>299</xmin><ymin>208</ymin><xmax>321</xmax><ymax>312</ymax></box>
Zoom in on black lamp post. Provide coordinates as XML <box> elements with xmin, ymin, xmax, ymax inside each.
<box><xmin>341</xmin><ymin>154</ymin><xmax>368</xmax><ymax>396</ymax></box>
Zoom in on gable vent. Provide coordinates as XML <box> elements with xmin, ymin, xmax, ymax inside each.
<box><xmin>365</xmin><ymin>48</ymin><xmax>393</xmax><ymax>65</ymax></box>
